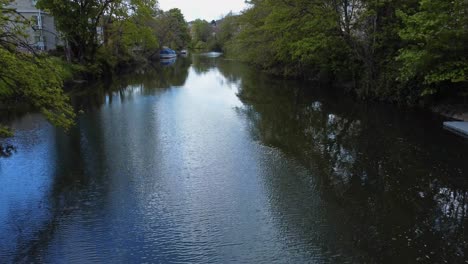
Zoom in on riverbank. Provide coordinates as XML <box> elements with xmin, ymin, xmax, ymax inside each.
<box><xmin>62</xmin><ymin>54</ymin><xmax>156</xmax><ymax>88</ymax></box>
<box><xmin>433</xmin><ymin>104</ymin><xmax>468</xmax><ymax>121</ymax></box>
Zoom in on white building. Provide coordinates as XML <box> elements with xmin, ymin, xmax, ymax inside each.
<box><xmin>7</xmin><ymin>0</ymin><xmax>61</xmax><ymax>51</ymax></box>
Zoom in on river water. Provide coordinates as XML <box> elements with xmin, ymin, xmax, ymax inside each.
<box><xmin>1</xmin><ymin>54</ymin><xmax>468</xmax><ymax>263</ymax></box>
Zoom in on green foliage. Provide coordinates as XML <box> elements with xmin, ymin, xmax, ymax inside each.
<box><xmin>0</xmin><ymin>49</ymin><xmax>75</xmax><ymax>136</ymax></box>
<box><xmin>153</xmin><ymin>8</ymin><xmax>190</xmax><ymax>50</ymax></box>
<box><xmin>50</xmin><ymin>57</ymin><xmax>86</xmax><ymax>80</ymax></box>
<box><xmin>37</xmin><ymin>0</ymin><xmax>164</xmax><ymax>65</ymax></box>
<box><xmin>37</xmin><ymin>0</ymin><xmax>114</xmax><ymax>62</ymax></box>
<box><xmin>224</xmin><ymin>0</ymin><xmax>277</xmax><ymax>70</ymax></box>
<box><xmin>0</xmin><ymin>0</ymin><xmax>75</xmax><ymax>137</ymax></box>
<box><xmin>0</xmin><ymin>125</ymin><xmax>13</xmax><ymax>138</ymax></box>
<box><xmin>194</xmin><ymin>40</ymin><xmax>207</xmax><ymax>50</ymax></box>
<box><xmin>38</xmin><ymin>0</ymin><xmax>190</xmax><ymax>67</ymax></box>
<box><xmin>226</xmin><ymin>0</ymin><xmax>352</xmax><ymax>77</ymax></box>
<box><xmin>216</xmin><ymin>13</ymin><xmax>239</xmax><ymax>49</ymax></box>
<box><xmin>397</xmin><ymin>0</ymin><xmax>468</xmax><ymax>95</ymax></box>
<box><xmin>190</xmin><ymin>19</ymin><xmax>212</xmax><ymax>44</ymax></box>
<box><xmin>220</xmin><ymin>0</ymin><xmax>466</xmax><ymax>103</ymax></box>
<box><xmin>101</xmin><ymin>0</ymin><xmax>160</xmax><ymax>66</ymax></box>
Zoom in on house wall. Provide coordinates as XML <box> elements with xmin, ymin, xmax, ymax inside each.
<box><xmin>7</xmin><ymin>0</ymin><xmax>61</xmax><ymax>51</ymax></box>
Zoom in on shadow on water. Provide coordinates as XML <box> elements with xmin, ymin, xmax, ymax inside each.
<box><xmin>215</xmin><ymin>58</ymin><xmax>468</xmax><ymax>263</ymax></box>
<box><xmin>1</xmin><ymin>58</ymin><xmax>193</xmax><ymax>262</ymax></box>
<box><xmin>191</xmin><ymin>54</ymin><xmax>220</xmax><ymax>75</ymax></box>
<box><xmin>0</xmin><ymin>114</ymin><xmax>111</xmax><ymax>262</ymax></box>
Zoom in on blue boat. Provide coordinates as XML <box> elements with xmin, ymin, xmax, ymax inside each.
<box><xmin>160</xmin><ymin>48</ymin><xmax>177</xmax><ymax>59</ymax></box>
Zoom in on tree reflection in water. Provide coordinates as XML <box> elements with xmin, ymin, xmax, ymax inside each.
<box><xmin>70</xmin><ymin>57</ymin><xmax>192</xmax><ymax>111</ymax></box>
<box><xmin>215</xmin><ymin>58</ymin><xmax>468</xmax><ymax>263</ymax></box>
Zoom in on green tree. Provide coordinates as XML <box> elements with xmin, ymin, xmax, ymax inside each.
<box><xmin>102</xmin><ymin>0</ymin><xmax>159</xmax><ymax>65</ymax></box>
<box><xmin>216</xmin><ymin>13</ymin><xmax>239</xmax><ymax>52</ymax></box>
<box><xmin>153</xmin><ymin>8</ymin><xmax>190</xmax><ymax>50</ymax></box>
<box><xmin>227</xmin><ymin>0</ymin><xmax>352</xmax><ymax>77</ymax></box>
<box><xmin>227</xmin><ymin>0</ymin><xmax>433</xmax><ymax>102</ymax></box>
<box><xmin>0</xmin><ymin>0</ymin><xmax>75</xmax><ymax>137</ymax></box>
<box><xmin>190</xmin><ymin>19</ymin><xmax>211</xmax><ymax>47</ymax></box>
<box><xmin>37</xmin><ymin>0</ymin><xmax>117</xmax><ymax>62</ymax></box>
<box><xmin>397</xmin><ymin>0</ymin><xmax>468</xmax><ymax>95</ymax></box>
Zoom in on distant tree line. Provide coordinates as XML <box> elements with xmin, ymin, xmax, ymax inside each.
<box><xmin>214</xmin><ymin>0</ymin><xmax>468</xmax><ymax>104</ymax></box>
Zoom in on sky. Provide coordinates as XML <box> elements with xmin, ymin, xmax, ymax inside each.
<box><xmin>158</xmin><ymin>0</ymin><xmax>249</xmax><ymax>21</ymax></box>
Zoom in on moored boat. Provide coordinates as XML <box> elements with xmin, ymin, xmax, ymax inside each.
<box><xmin>160</xmin><ymin>48</ymin><xmax>177</xmax><ymax>59</ymax></box>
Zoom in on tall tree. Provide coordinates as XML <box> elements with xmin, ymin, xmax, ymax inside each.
<box><xmin>37</xmin><ymin>0</ymin><xmax>117</xmax><ymax>62</ymax></box>
<box><xmin>103</xmin><ymin>0</ymin><xmax>159</xmax><ymax>63</ymax></box>
<box><xmin>153</xmin><ymin>8</ymin><xmax>190</xmax><ymax>50</ymax></box>
<box><xmin>216</xmin><ymin>13</ymin><xmax>239</xmax><ymax>48</ymax></box>
<box><xmin>190</xmin><ymin>19</ymin><xmax>211</xmax><ymax>44</ymax></box>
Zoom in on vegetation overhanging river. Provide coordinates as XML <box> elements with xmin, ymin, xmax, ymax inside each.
<box><xmin>1</xmin><ymin>54</ymin><xmax>468</xmax><ymax>263</ymax></box>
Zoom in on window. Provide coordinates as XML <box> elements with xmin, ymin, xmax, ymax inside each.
<box><xmin>34</xmin><ymin>34</ymin><xmax>45</xmax><ymax>42</ymax></box>
<box><xmin>32</xmin><ymin>15</ymin><xmax>42</xmax><ymax>29</ymax></box>
<box><xmin>34</xmin><ymin>36</ymin><xmax>46</xmax><ymax>50</ymax></box>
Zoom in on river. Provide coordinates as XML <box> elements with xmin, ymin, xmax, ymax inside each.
<box><xmin>1</xmin><ymin>54</ymin><xmax>468</xmax><ymax>263</ymax></box>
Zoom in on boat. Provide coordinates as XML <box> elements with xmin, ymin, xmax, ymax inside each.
<box><xmin>180</xmin><ymin>49</ymin><xmax>188</xmax><ymax>55</ymax></box>
<box><xmin>444</xmin><ymin>121</ymin><xmax>468</xmax><ymax>138</ymax></box>
<box><xmin>160</xmin><ymin>48</ymin><xmax>177</xmax><ymax>59</ymax></box>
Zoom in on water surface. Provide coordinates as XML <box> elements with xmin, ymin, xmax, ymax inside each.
<box><xmin>1</xmin><ymin>55</ymin><xmax>468</xmax><ymax>263</ymax></box>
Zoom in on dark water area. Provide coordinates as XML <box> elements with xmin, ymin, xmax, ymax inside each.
<box><xmin>1</xmin><ymin>54</ymin><xmax>468</xmax><ymax>263</ymax></box>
